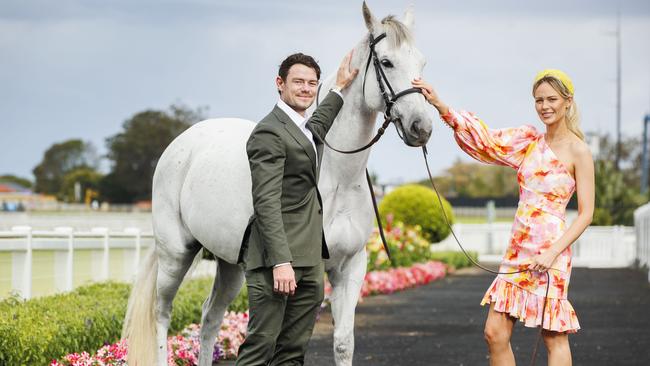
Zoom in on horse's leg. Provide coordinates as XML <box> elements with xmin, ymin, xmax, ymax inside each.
<box><xmin>327</xmin><ymin>249</ymin><xmax>368</xmax><ymax>366</ymax></box>
<box><xmin>198</xmin><ymin>258</ymin><xmax>245</xmax><ymax>366</ymax></box>
<box><xmin>155</xmin><ymin>238</ymin><xmax>201</xmax><ymax>365</ymax></box>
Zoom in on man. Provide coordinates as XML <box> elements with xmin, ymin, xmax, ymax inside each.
<box><xmin>236</xmin><ymin>51</ymin><xmax>358</xmax><ymax>365</ymax></box>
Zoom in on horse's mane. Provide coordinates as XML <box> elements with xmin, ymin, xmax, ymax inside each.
<box><xmin>380</xmin><ymin>15</ymin><xmax>413</xmax><ymax>47</ymax></box>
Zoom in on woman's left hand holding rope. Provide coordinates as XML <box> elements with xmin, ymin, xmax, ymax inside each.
<box><xmin>528</xmin><ymin>248</ymin><xmax>561</xmax><ymax>272</ymax></box>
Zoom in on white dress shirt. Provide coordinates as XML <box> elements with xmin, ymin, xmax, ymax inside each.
<box><xmin>277</xmin><ymin>98</ymin><xmax>319</xmax><ymax>164</ymax></box>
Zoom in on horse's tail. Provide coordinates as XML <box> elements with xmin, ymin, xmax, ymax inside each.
<box><xmin>122</xmin><ymin>248</ymin><xmax>158</xmax><ymax>366</ymax></box>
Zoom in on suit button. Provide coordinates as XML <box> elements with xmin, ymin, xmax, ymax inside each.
<box><xmin>318</xmin><ymin>209</ymin><xmax>322</xmax><ymax>214</ymax></box>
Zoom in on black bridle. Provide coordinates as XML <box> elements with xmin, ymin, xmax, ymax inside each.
<box><xmin>311</xmin><ymin>32</ymin><xmax>422</xmax><ymax>155</ymax></box>
<box><xmin>363</xmin><ymin>32</ymin><xmax>422</xmax><ymax>121</ymax></box>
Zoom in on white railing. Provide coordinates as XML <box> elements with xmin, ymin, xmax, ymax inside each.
<box><xmin>634</xmin><ymin>203</ymin><xmax>650</xmax><ymax>282</ymax></box>
<box><xmin>452</xmin><ymin>206</ymin><xmax>518</xmax><ymax>220</ymax></box>
<box><xmin>3</xmin><ymin>217</ymin><xmax>644</xmax><ymax>299</ymax></box>
<box><xmin>0</xmin><ymin>226</ymin><xmax>154</xmax><ymax>299</ymax></box>
<box><xmin>434</xmin><ymin>223</ymin><xmax>636</xmax><ymax>269</ymax></box>
<box><xmin>0</xmin><ymin>212</ymin><xmax>153</xmax><ymax>231</ymax></box>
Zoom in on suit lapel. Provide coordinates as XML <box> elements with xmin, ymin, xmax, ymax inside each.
<box><xmin>272</xmin><ymin>107</ymin><xmax>318</xmax><ymax>171</ymax></box>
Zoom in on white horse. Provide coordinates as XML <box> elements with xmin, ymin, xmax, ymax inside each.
<box><xmin>123</xmin><ymin>3</ymin><xmax>433</xmax><ymax>366</ymax></box>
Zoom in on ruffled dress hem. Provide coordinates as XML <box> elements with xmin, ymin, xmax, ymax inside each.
<box><xmin>480</xmin><ymin>277</ymin><xmax>580</xmax><ymax>333</ymax></box>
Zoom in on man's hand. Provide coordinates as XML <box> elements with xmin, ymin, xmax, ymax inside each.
<box><xmin>273</xmin><ymin>264</ymin><xmax>296</xmax><ymax>296</ymax></box>
<box><xmin>335</xmin><ymin>50</ymin><xmax>360</xmax><ymax>91</ymax></box>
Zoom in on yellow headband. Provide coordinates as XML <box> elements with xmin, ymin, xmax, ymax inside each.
<box><xmin>534</xmin><ymin>69</ymin><xmax>574</xmax><ymax>95</ymax></box>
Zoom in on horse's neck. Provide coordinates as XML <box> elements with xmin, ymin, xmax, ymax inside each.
<box><xmin>320</xmin><ymin>71</ymin><xmax>378</xmax><ymax>186</ymax></box>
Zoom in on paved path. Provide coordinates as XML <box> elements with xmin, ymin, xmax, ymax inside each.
<box><xmin>303</xmin><ymin>267</ymin><xmax>650</xmax><ymax>366</ymax></box>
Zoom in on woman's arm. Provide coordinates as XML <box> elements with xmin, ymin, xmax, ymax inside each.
<box><xmin>529</xmin><ymin>142</ymin><xmax>595</xmax><ymax>272</ymax></box>
<box><xmin>411</xmin><ymin>78</ymin><xmax>537</xmax><ymax>170</ymax></box>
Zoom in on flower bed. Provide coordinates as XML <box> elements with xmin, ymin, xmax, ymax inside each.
<box><xmin>52</xmin><ymin>261</ymin><xmax>447</xmax><ymax>365</ymax></box>
<box><xmin>361</xmin><ymin>261</ymin><xmax>446</xmax><ymax>296</ymax></box>
<box><xmin>366</xmin><ymin>220</ymin><xmax>434</xmax><ymax>271</ymax></box>
<box><xmin>51</xmin><ymin>311</ymin><xmax>248</xmax><ymax>366</ymax></box>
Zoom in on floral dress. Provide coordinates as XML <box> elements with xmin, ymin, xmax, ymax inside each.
<box><xmin>442</xmin><ymin>108</ymin><xmax>580</xmax><ymax>333</ymax></box>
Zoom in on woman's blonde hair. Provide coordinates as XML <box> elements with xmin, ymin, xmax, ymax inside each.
<box><xmin>533</xmin><ymin>76</ymin><xmax>584</xmax><ymax>141</ymax></box>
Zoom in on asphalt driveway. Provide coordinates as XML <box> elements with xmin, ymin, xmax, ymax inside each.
<box><xmin>305</xmin><ymin>267</ymin><xmax>650</xmax><ymax>366</ymax></box>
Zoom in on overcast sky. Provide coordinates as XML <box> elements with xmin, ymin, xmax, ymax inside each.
<box><xmin>1</xmin><ymin>0</ymin><xmax>649</xmax><ymax>184</ymax></box>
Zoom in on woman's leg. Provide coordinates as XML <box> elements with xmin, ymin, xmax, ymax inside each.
<box><xmin>542</xmin><ymin>330</ymin><xmax>572</xmax><ymax>366</ymax></box>
<box><xmin>484</xmin><ymin>303</ymin><xmax>517</xmax><ymax>366</ymax></box>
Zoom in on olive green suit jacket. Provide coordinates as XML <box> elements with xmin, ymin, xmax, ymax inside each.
<box><xmin>240</xmin><ymin>92</ymin><xmax>343</xmax><ymax>270</ymax></box>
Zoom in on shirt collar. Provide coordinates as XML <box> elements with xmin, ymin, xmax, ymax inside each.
<box><xmin>277</xmin><ymin>98</ymin><xmax>310</xmax><ymax>127</ymax></box>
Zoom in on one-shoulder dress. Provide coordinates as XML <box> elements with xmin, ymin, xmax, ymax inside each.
<box><xmin>442</xmin><ymin>108</ymin><xmax>580</xmax><ymax>333</ymax></box>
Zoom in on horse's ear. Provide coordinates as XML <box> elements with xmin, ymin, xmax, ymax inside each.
<box><xmin>403</xmin><ymin>4</ymin><xmax>415</xmax><ymax>30</ymax></box>
<box><xmin>362</xmin><ymin>1</ymin><xmax>379</xmax><ymax>32</ymax></box>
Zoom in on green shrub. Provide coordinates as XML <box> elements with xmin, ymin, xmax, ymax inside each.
<box><xmin>428</xmin><ymin>250</ymin><xmax>478</xmax><ymax>270</ymax></box>
<box><xmin>0</xmin><ymin>277</ymin><xmax>247</xmax><ymax>366</ymax></box>
<box><xmin>0</xmin><ymin>283</ymin><xmax>130</xmax><ymax>366</ymax></box>
<box><xmin>379</xmin><ymin>184</ymin><xmax>455</xmax><ymax>242</ymax></box>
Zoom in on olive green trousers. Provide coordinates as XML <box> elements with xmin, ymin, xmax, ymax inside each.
<box><xmin>235</xmin><ymin>262</ymin><xmax>324</xmax><ymax>366</ymax></box>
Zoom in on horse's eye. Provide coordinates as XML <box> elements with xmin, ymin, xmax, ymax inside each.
<box><xmin>380</xmin><ymin>59</ymin><xmax>393</xmax><ymax>68</ymax></box>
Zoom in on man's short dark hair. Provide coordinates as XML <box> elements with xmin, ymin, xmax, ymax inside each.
<box><xmin>278</xmin><ymin>53</ymin><xmax>321</xmax><ymax>81</ymax></box>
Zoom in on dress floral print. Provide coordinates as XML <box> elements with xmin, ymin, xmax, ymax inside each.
<box><xmin>442</xmin><ymin>108</ymin><xmax>580</xmax><ymax>333</ymax></box>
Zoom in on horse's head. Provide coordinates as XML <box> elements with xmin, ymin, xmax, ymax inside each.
<box><xmin>359</xmin><ymin>2</ymin><xmax>432</xmax><ymax>147</ymax></box>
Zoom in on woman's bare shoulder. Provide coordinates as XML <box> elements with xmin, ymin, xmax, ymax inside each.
<box><xmin>569</xmin><ymin>137</ymin><xmax>593</xmax><ymax>162</ymax></box>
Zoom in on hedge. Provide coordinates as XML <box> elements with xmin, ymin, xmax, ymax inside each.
<box><xmin>0</xmin><ymin>278</ymin><xmax>247</xmax><ymax>366</ymax></box>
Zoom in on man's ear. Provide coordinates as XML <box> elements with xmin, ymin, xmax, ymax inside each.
<box><xmin>276</xmin><ymin>76</ymin><xmax>284</xmax><ymax>93</ymax></box>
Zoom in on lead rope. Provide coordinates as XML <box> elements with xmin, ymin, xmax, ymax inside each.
<box><xmin>366</xmin><ymin>169</ymin><xmax>391</xmax><ymax>260</ymax></box>
<box><xmin>421</xmin><ymin>146</ymin><xmax>549</xmax><ymax>366</ymax></box>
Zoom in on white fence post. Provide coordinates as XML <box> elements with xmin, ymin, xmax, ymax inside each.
<box><xmin>11</xmin><ymin>226</ymin><xmax>32</xmax><ymax>299</ymax></box>
<box><xmin>634</xmin><ymin>203</ymin><xmax>650</xmax><ymax>282</ymax></box>
<box><xmin>55</xmin><ymin>227</ymin><xmax>74</xmax><ymax>292</ymax></box>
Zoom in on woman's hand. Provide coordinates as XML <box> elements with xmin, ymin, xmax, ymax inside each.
<box><xmin>412</xmin><ymin>78</ymin><xmax>448</xmax><ymax>116</ymax></box>
<box><xmin>528</xmin><ymin>248</ymin><xmax>561</xmax><ymax>273</ymax></box>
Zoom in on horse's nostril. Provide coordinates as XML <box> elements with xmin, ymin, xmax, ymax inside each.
<box><xmin>410</xmin><ymin>120</ymin><xmax>420</xmax><ymax>135</ymax></box>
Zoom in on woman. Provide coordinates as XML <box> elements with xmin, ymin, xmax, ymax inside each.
<box><xmin>413</xmin><ymin>70</ymin><xmax>594</xmax><ymax>366</ymax></box>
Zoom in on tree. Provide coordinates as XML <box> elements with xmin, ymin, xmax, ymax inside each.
<box><xmin>589</xmin><ymin>133</ymin><xmax>646</xmax><ymax>225</ymax></box>
<box><xmin>593</xmin><ymin>133</ymin><xmax>642</xmax><ymax>190</ymax></box>
<box><xmin>103</xmin><ymin>104</ymin><xmax>206</xmax><ymax>203</ymax></box>
<box><xmin>418</xmin><ymin>159</ymin><xmax>518</xmax><ymax>198</ymax></box>
<box><xmin>32</xmin><ymin>139</ymin><xmax>99</xmax><ymax>195</ymax></box>
<box><xmin>59</xmin><ymin>168</ymin><xmax>103</xmax><ymax>203</ymax></box>
<box><xmin>0</xmin><ymin>175</ymin><xmax>32</xmax><ymax>189</ymax></box>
